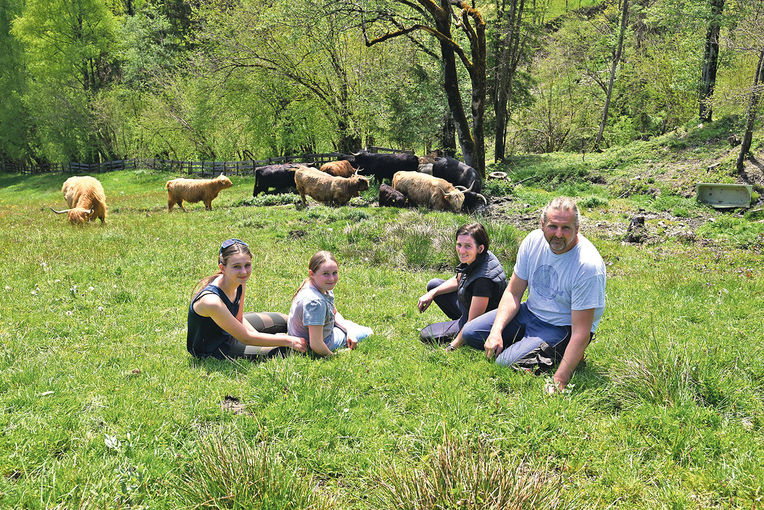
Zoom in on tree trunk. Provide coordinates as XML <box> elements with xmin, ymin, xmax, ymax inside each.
<box><xmin>441</xmin><ymin>110</ymin><xmax>457</xmax><ymax>157</ymax></box>
<box><xmin>434</xmin><ymin>10</ymin><xmax>477</xmax><ymax>170</ymax></box>
<box><xmin>594</xmin><ymin>0</ymin><xmax>629</xmax><ymax>151</ymax></box>
<box><xmin>699</xmin><ymin>0</ymin><xmax>725</xmax><ymax>123</ymax></box>
<box><xmin>493</xmin><ymin>0</ymin><xmax>525</xmax><ymax>162</ymax></box>
<box><xmin>736</xmin><ymin>43</ymin><xmax>764</xmax><ymax>172</ymax></box>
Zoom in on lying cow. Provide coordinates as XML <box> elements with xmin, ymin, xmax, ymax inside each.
<box><xmin>353</xmin><ymin>150</ymin><xmax>419</xmax><ymax>183</ymax></box>
<box><xmin>166</xmin><ymin>173</ymin><xmax>232</xmax><ymax>211</ymax></box>
<box><xmin>432</xmin><ymin>156</ymin><xmax>482</xmax><ymax>193</ymax></box>
<box><xmin>378</xmin><ymin>183</ymin><xmax>407</xmax><ymax>207</ymax></box>
<box><xmin>461</xmin><ymin>191</ymin><xmax>489</xmax><ymax>213</ymax></box>
<box><xmin>295</xmin><ymin>166</ymin><xmax>370</xmax><ymax>206</ymax></box>
<box><xmin>252</xmin><ymin>163</ymin><xmax>304</xmax><ymax>196</ymax></box>
<box><xmin>319</xmin><ymin>160</ymin><xmax>357</xmax><ymax>178</ymax></box>
<box><xmin>50</xmin><ymin>176</ymin><xmax>107</xmax><ymax>224</ymax></box>
<box><xmin>392</xmin><ymin>171</ymin><xmax>470</xmax><ymax>213</ymax></box>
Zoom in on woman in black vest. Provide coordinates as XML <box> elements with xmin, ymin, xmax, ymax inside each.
<box><xmin>418</xmin><ymin>223</ymin><xmax>508</xmax><ymax>351</ymax></box>
<box><xmin>187</xmin><ymin>238</ymin><xmax>307</xmax><ymax>359</ymax></box>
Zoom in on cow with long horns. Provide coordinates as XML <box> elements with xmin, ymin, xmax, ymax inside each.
<box><xmin>50</xmin><ymin>176</ymin><xmax>107</xmax><ymax>224</ymax></box>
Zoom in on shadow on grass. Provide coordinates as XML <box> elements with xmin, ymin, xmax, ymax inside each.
<box><xmin>0</xmin><ymin>172</ymin><xmax>67</xmax><ymax>192</ymax></box>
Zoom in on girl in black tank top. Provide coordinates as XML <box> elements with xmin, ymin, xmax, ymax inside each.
<box><xmin>187</xmin><ymin>239</ymin><xmax>307</xmax><ymax>359</ymax></box>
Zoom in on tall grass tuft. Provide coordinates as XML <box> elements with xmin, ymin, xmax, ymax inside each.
<box><xmin>371</xmin><ymin>436</ymin><xmax>566</xmax><ymax>509</ymax></box>
<box><xmin>607</xmin><ymin>333</ymin><xmax>701</xmax><ymax>409</ymax></box>
<box><xmin>174</xmin><ymin>431</ymin><xmax>331</xmax><ymax>509</ymax></box>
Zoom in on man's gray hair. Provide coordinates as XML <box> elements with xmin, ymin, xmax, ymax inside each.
<box><xmin>541</xmin><ymin>196</ymin><xmax>580</xmax><ymax>227</ymax></box>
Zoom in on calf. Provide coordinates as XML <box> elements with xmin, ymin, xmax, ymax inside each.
<box><xmin>166</xmin><ymin>173</ymin><xmax>233</xmax><ymax>211</ymax></box>
<box><xmin>378</xmin><ymin>183</ymin><xmax>407</xmax><ymax>207</ymax></box>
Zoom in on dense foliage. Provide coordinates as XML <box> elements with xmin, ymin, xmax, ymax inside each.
<box><xmin>0</xmin><ymin>0</ymin><xmax>761</xmax><ymax>166</ymax></box>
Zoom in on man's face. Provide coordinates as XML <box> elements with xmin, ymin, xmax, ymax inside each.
<box><xmin>542</xmin><ymin>208</ymin><xmax>579</xmax><ymax>254</ymax></box>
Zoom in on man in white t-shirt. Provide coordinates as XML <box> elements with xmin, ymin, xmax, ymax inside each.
<box><xmin>461</xmin><ymin>196</ymin><xmax>606</xmax><ymax>392</ymax></box>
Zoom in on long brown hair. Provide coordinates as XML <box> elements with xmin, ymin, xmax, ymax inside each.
<box><xmin>192</xmin><ymin>241</ymin><xmax>253</xmax><ymax>298</ymax></box>
<box><xmin>292</xmin><ymin>250</ymin><xmax>338</xmax><ymax>299</ymax></box>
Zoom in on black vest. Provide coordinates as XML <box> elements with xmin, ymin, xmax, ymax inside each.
<box><xmin>455</xmin><ymin>250</ymin><xmax>507</xmax><ymax>312</ymax></box>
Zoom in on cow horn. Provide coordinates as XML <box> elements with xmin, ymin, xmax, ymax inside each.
<box><xmin>86</xmin><ymin>208</ymin><xmax>94</xmax><ymax>215</ymax></box>
<box><xmin>455</xmin><ymin>185</ymin><xmax>467</xmax><ymax>191</ymax></box>
<box><xmin>50</xmin><ymin>207</ymin><xmax>71</xmax><ymax>214</ymax></box>
<box><xmin>478</xmin><ymin>193</ymin><xmax>488</xmax><ymax>205</ymax></box>
<box><xmin>465</xmin><ymin>181</ymin><xmax>475</xmax><ymax>192</ymax></box>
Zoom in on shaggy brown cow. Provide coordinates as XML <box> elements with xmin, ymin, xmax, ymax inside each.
<box><xmin>392</xmin><ymin>171</ymin><xmax>469</xmax><ymax>213</ymax></box>
<box><xmin>294</xmin><ymin>166</ymin><xmax>369</xmax><ymax>206</ymax></box>
<box><xmin>166</xmin><ymin>174</ymin><xmax>233</xmax><ymax>211</ymax></box>
<box><xmin>50</xmin><ymin>176</ymin><xmax>107</xmax><ymax>224</ymax></box>
<box><xmin>319</xmin><ymin>160</ymin><xmax>356</xmax><ymax>178</ymax></box>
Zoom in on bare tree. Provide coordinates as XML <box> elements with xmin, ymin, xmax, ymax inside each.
<box><xmin>492</xmin><ymin>0</ymin><xmax>528</xmax><ymax>162</ymax></box>
<box><xmin>729</xmin><ymin>2</ymin><xmax>764</xmax><ymax>172</ymax></box>
<box><xmin>593</xmin><ymin>0</ymin><xmax>629</xmax><ymax>151</ymax></box>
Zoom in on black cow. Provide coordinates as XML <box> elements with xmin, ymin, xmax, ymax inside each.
<box><xmin>378</xmin><ymin>183</ymin><xmax>407</xmax><ymax>207</ymax></box>
<box><xmin>431</xmin><ymin>156</ymin><xmax>482</xmax><ymax>193</ymax></box>
<box><xmin>353</xmin><ymin>150</ymin><xmax>419</xmax><ymax>183</ymax></box>
<box><xmin>252</xmin><ymin>163</ymin><xmax>306</xmax><ymax>196</ymax></box>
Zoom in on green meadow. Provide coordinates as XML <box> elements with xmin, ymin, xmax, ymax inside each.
<box><xmin>0</xmin><ymin>169</ymin><xmax>761</xmax><ymax>508</ymax></box>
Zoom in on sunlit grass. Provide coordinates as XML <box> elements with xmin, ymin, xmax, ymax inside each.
<box><xmin>0</xmin><ymin>170</ymin><xmax>761</xmax><ymax>508</ymax></box>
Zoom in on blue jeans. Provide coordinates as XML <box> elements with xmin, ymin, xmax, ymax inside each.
<box><xmin>420</xmin><ymin>278</ymin><xmax>467</xmax><ymax>344</ymax></box>
<box><xmin>325</xmin><ymin>321</ymin><xmax>373</xmax><ymax>351</ymax></box>
<box><xmin>461</xmin><ymin>303</ymin><xmax>581</xmax><ymax>370</ymax></box>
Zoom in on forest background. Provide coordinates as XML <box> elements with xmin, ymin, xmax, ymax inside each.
<box><xmin>1</xmin><ymin>0</ymin><xmax>763</xmax><ymax>174</ymax></box>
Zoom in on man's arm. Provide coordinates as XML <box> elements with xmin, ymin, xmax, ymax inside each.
<box><xmin>484</xmin><ymin>272</ymin><xmax>527</xmax><ymax>359</ymax></box>
<box><xmin>552</xmin><ymin>308</ymin><xmax>595</xmax><ymax>391</ymax></box>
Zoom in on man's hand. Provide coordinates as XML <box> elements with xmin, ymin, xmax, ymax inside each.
<box><xmin>484</xmin><ymin>332</ymin><xmax>504</xmax><ymax>359</ymax></box>
<box><xmin>347</xmin><ymin>335</ymin><xmax>358</xmax><ymax>350</ymax></box>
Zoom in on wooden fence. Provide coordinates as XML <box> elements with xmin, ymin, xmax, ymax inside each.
<box><xmin>0</xmin><ymin>147</ymin><xmax>414</xmax><ymax>177</ymax></box>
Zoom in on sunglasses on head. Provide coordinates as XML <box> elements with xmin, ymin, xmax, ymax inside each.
<box><xmin>220</xmin><ymin>238</ymin><xmax>248</xmax><ymax>255</ymax></box>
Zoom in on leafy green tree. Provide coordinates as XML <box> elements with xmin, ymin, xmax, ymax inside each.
<box><xmin>12</xmin><ymin>0</ymin><xmax>121</xmax><ymax>162</ymax></box>
<box><xmin>0</xmin><ymin>0</ymin><xmax>30</xmax><ymax>163</ymax></box>
<box><xmin>195</xmin><ymin>0</ymin><xmax>385</xmax><ymax>154</ymax></box>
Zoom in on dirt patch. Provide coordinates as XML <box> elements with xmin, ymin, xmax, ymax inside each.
<box><xmin>220</xmin><ymin>395</ymin><xmax>251</xmax><ymax>416</ymax></box>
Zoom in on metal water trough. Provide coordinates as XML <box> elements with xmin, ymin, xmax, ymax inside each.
<box><xmin>696</xmin><ymin>183</ymin><xmax>753</xmax><ymax>208</ymax></box>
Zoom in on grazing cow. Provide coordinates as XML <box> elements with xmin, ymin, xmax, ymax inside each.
<box><xmin>461</xmin><ymin>191</ymin><xmax>489</xmax><ymax>213</ymax></box>
<box><xmin>252</xmin><ymin>163</ymin><xmax>304</xmax><ymax>196</ymax></box>
<box><xmin>392</xmin><ymin>171</ymin><xmax>469</xmax><ymax>213</ymax></box>
<box><xmin>50</xmin><ymin>176</ymin><xmax>107</xmax><ymax>224</ymax></box>
<box><xmin>294</xmin><ymin>166</ymin><xmax>370</xmax><ymax>206</ymax></box>
<box><xmin>320</xmin><ymin>160</ymin><xmax>357</xmax><ymax>178</ymax></box>
<box><xmin>166</xmin><ymin>173</ymin><xmax>232</xmax><ymax>211</ymax></box>
<box><xmin>352</xmin><ymin>150</ymin><xmax>419</xmax><ymax>183</ymax></box>
<box><xmin>432</xmin><ymin>156</ymin><xmax>482</xmax><ymax>193</ymax></box>
<box><xmin>378</xmin><ymin>183</ymin><xmax>407</xmax><ymax>208</ymax></box>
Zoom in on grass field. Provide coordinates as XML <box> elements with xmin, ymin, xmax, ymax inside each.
<box><xmin>0</xmin><ymin>169</ymin><xmax>761</xmax><ymax>508</ymax></box>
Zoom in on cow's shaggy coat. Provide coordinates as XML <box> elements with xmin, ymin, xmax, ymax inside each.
<box><xmin>392</xmin><ymin>171</ymin><xmax>467</xmax><ymax>212</ymax></box>
<box><xmin>166</xmin><ymin>174</ymin><xmax>233</xmax><ymax>211</ymax></box>
<box><xmin>295</xmin><ymin>166</ymin><xmax>369</xmax><ymax>206</ymax></box>
<box><xmin>51</xmin><ymin>176</ymin><xmax>107</xmax><ymax>224</ymax></box>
